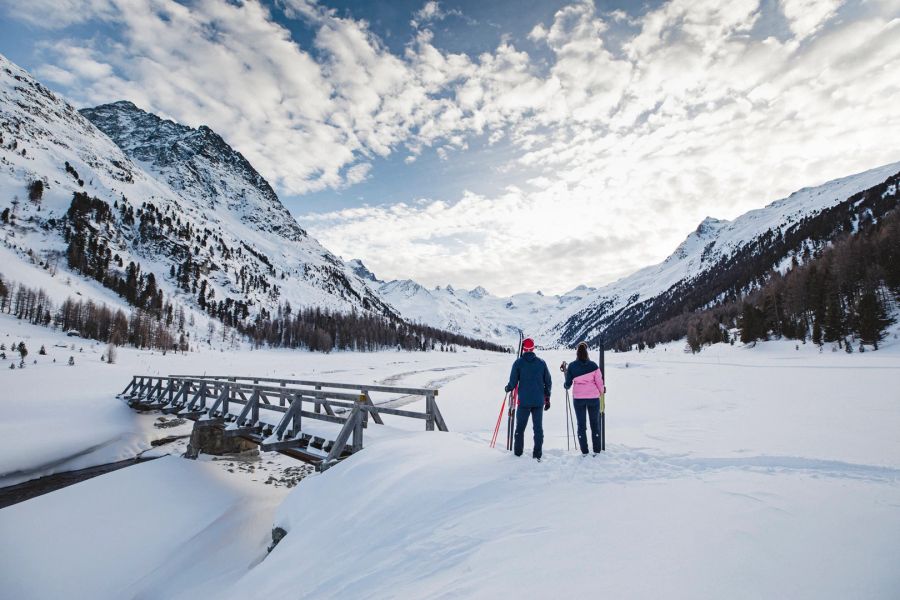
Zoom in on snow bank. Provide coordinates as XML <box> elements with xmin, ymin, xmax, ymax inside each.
<box><xmin>219</xmin><ymin>338</ymin><xmax>900</xmax><ymax>599</ymax></box>
<box><xmin>228</xmin><ymin>432</ymin><xmax>900</xmax><ymax>599</ymax></box>
<box><xmin>0</xmin><ymin>456</ymin><xmax>283</xmax><ymax>599</ymax></box>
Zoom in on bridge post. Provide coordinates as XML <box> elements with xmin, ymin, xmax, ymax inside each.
<box><xmin>352</xmin><ymin>394</ymin><xmax>365</xmax><ymax>452</ymax></box>
<box><xmin>291</xmin><ymin>393</ymin><xmax>301</xmax><ymax>433</ymax></box>
<box><xmin>425</xmin><ymin>392</ymin><xmax>436</xmax><ymax>431</ymax></box>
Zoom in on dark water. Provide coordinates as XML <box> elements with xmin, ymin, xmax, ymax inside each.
<box><xmin>0</xmin><ymin>433</ymin><xmax>189</xmax><ymax>509</ymax></box>
<box><xmin>0</xmin><ymin>456</ymin><xmax>162</xmax><ymax>509</ymax></box>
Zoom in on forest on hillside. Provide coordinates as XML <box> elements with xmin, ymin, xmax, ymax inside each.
<box><xmin>616</xmin><ymin>206</ymin><xmax>900</xmax><ymax>353</ymax></box>
<box><xmin>3</xmin><ymin>191</ymin><xmax>508</xmax><ymax>354</ymax></box>
<box><xmin>568</xmin><ymin>171</ymin><xmax>900</xmax><ymax>350</ymax></box>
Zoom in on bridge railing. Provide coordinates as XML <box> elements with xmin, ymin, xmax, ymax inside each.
<box><xmin>117</xmin><ymin>374</ymin><xmax>447</xmax><ymax>470</ymax></box>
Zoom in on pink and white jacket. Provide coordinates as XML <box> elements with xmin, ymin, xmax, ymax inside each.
<box><xmin>564</xmin><ymin>360</ymin><xmax>605</xmax><ymax>399</ymax></box>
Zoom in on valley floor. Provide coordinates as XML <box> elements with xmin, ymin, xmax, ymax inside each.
<box><xmin>0</xmin><ymin>316</ymin><xmax>899</xmax><ymax>598</ymax></box>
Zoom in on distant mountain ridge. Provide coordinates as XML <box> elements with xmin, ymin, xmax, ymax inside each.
<box><xmin>353</xmin><ymin>164</ymin><xmax>900</xmax><ymax>349</ymax></box>
<box><xmin>549</xmin><ymin>162</ymin><xmax>900</xmax><ymax>347</ymax></box>
<box><xmin>348</xmin><ymin>259</ymin><xmax>596</xmax><ymax>345</ymax></box>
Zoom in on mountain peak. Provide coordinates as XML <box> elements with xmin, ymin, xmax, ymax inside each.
<box><xmin>106</xmin><ymin>100</ymin><xmax>139</xmax><ymax>110</ymax></box>
<box><xmin>469</xmin><ymin>286</ymin><xmax>489</xmax><ymax>299</ymax></box>
<box><xmin>81</xmin><ymin>101</ymin><xmax>307</xmax><ymax>242</ymax></box>
<box><xmin>348</xmin><ymin>259</ymin><xmax>379</xmax><ymax>282</ymax></box>
<box><xmin>695</xmin><ymin>216</ymin><xmax>727</xmax><ymax>236</ymax></box>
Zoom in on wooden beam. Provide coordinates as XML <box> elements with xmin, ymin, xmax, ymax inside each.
<box><xmin>362</xmin><ymin>391</ymin><xmax>385</xmax><ymax>425</ymax></box>
<box><xmin>321</xmin><ymin>406</ymin><xmax>358</xmax><ymax>469</ymax></box>
<box><xmin>118</xmin><ymin>376</ymin><xmax>136</xmax><ymax>397</ymax></box>
<box><xmin>431</xmin><ymin>398</ymin><xmax>449</xmax><ymax>432</ymax></box>
<box><xmin>223</xmin><ymin>425</ymin><xmax>261</xmax><ymax>437</ymax></box>
<box><xmin>360</xmin><ymin>405</ymin><xmax>429</xmax><ymax>420</ymax></box>
<box><xmin>168</xmin><ymin>374</ymin><xmax>439</xmax><ymax>397</ymax></box>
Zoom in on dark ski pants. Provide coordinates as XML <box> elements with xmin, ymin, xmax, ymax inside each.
<box><xmin>514</xmin><ymin>405</ymin><xmax>544</xmax><ymax>459</ymax></box>
<box><xmin>573</xmin><ymin>398</ymin><xmax>601</xmax><ymax>454</ymax></box>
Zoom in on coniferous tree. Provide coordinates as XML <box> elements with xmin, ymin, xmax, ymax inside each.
<box><xmin>856</xmin><ymin>290</ymin><xmax>892</xmax><ymax>349</ymax></box>
<box><xmin>823</xmin><ymin>292</ymin><xmax>845</xmax><ymax>344</ymax></box>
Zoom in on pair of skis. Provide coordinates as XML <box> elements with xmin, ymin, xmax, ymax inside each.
<box><xmin>598</xmin><ymin>335</ymin><xmax>606</xmax><ymax>452</ymax></box>
<box><xmin>490</xmin><ymin>332</ymin><xmax>523</xmax><ymax>450</ymax></box>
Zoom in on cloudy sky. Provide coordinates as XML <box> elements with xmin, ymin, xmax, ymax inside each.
<box><xmin>2</xmin><ymin>0</ymin><xmax>899</xmax><ymax>295</ymax></box>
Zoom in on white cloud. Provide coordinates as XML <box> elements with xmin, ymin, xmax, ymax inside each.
<box><xmin>303</xmin><ymin>0</ymin><xmax>900</xmax><ymax>294</ymax></box>
<box><xmin>6</xmin><ymin>0</ymin><xmax>900</xmax><ymax>294</ymax></box>
<box><xmin>780</xmin><ymin>0</ymin><xmax>844</xmax><ymax>39</ymax></box>
<box><xmin>0</xmin><ymin>0</ymin><xmax>115</xmax><ymax>28</ymax></box>
<box><xmin>411</xmin><ymin>1</ymin><xmax>466</xmax><ymax>28</ymax></box>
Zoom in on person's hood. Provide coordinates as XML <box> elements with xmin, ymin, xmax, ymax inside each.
<box><xmin>523</xmin><ymin>352</ymin><xmax>537</xmax><ymax>362</ymax></box>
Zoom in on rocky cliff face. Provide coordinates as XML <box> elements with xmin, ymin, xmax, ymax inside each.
<box><xmin>81</xmin><ymin>101</ymin><xmax>306</xmax><ymax>242</ymax></box>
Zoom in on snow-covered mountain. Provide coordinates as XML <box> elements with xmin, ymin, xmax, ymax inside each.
<box><xmin>0</xmin><ymin>54</ymin><xmax>392</xmax><ymax>327</ymax></box>
<box><xmin>549</xmin><ymin>162</ymin><xmax>900</xmax><ymax>347</ymax></box>
<box><xmin>4</xmin><ymin>52</ymin><xmax>897</xmax><ymax>351</ymax></box>
<box><xmin>80</xmin><ymin>101</ymin><xmax>305</xmax><ymax>242</ymax></box>
<box><xmin>348</xmin><ymin>259</ymin><xmax>595</xmax><ymax>346</ymax></box>
<box><xmin>347</xmin><ymin>161</ymin><xmax>900</xmax><ymax>348</ymax></box>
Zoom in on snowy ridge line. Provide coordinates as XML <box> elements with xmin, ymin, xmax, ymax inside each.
<box><xmin>551</xmin><ymin>162</ymin><xmax>900</xmax><ymax>347</ymax></box>
<box><xmin>350</xmin><ymin>258</ymin><xmax>596</xmax><ymax>346</ymax></box>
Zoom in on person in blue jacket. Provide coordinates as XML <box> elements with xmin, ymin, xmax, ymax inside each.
<box><xmin>505</xmin><ymin>337</ymin><xmax>552</xmax><ymax>460</ymax></box>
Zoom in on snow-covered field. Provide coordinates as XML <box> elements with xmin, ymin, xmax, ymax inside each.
<box><xmin>1</xmin><ymin>316</ymin><xmax>899</xmax><ymax>598</ymax></box>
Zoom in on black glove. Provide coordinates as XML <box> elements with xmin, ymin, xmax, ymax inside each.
<box><xmin>504</xmin><ymin>385</ymin><xmax>511</xmax><ymax>393</ymax></box>
<box><xmin>544</xmin><ymin>397</ymin><xmax>550</xmax><ymax>411</ymax></box>
<box><xmin>559</xmin><ymin>361</ymin><xmax>567</xmax><ymax>373</ymax></box>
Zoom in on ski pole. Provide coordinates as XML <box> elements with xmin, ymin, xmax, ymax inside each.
<box><xmin>490</xmin><ymin>393</ymin><xmax>508</xmax><ymax>448</ymax></box>
<box><xmin>506</xmin><ymin>387</ymin><xmax>518</xmax><ymax>451</ymax></box>
<box><xmin>565</xmin><ymin>389</ymin><xmax>571</xmax><ymax>451</ymax></box>
<box><xmin>600</xmin><ymin>392</ymin><xmax>606</xmax><ymax>451</ymax></box>
<box><xmin>570</xmin><ymin>394</ymin><xmax>578</xmax><ymax>450</ymax></box>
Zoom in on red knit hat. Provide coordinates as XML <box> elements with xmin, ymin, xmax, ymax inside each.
<box><xmin>522</xmin><ymin>338</ymin><xmax>535</xmax><ymax>352</ymax></box>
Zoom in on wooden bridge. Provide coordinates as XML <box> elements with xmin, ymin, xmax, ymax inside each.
<box><xmin>118</xmin><ymin>374</ymin><xmax>447</xmax><ymax>471</ymax></box>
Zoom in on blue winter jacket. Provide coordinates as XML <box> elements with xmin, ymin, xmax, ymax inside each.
<box><xmin>505</xmin><ymin>352</ymin><xmax>552</xmax><ymax>408</ymax></box>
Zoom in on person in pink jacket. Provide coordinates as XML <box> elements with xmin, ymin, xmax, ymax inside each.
<box><xmin>562</xmin><ymin>342</ymin><xmax>605</xmax><ymax>455</ymax></box>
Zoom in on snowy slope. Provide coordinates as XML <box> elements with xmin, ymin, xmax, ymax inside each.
<box><xmin>549</xmin><ymin>161</ymin><xmax>900</xmax><ymax>346</ymax></box>
<box><xmin>4</xmin><ymin>328</ymin><xmax>898</xmax><ymax>598</ymax></box>
<box><xmin>348</xmin><ymin>259</ymin><xmax>595</xmax><ymax>346</ymax></box>
<box><xmin>0</xmin><ymin>54</ymin><xmax>392</xmax><ymax>323</ymax></box>
<box><xmin>0</xmin><ymin>457</ymin><xmax>284</xmax><ymax>599</ymax></box>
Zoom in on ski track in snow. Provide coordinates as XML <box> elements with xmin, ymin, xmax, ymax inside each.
<box><xmin>505</xmin><ymin>448</ymin><xmax>900</xmax><ymax>486</ymax></box>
